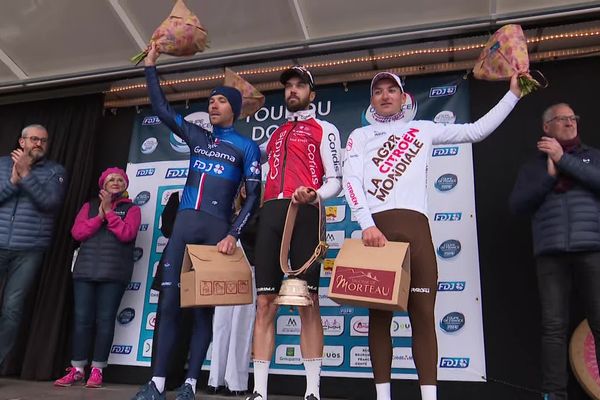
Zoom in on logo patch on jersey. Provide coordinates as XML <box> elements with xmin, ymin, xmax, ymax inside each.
<box><xmin>367</xmin><ymin>129</ymin><xmax>424</xmax><ymax>202</ymax></box>
<box><xmin>250</xmin><ymin>161</ymin><xmax>260</xmax><ymax>175</ymax></box>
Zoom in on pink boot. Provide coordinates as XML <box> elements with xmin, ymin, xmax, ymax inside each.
<box><xmin>86</xmin><ymin>367</ymin><xmax>103</xmax><ymax>388</ymax></box>
<box><xmin>54</xmin><ymin>367</ymin><xmax>84</xmax><ymax>387</ymax></box>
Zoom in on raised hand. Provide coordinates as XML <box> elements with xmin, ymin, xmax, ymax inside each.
<box><xmin>145</xmin><ymin>42</ymin><xmax>160</xmax><ymax>67</ymax></box>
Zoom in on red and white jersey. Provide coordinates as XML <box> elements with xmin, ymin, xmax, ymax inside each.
<box><xmin>264</xmin><ymin>109</ymin><xmax>342</xmax><ymax>201</ymax></box>
<box><xmin>344</xmin><ymin>90</ymin><xmax>520</xmax><ymax>230</ymax></box>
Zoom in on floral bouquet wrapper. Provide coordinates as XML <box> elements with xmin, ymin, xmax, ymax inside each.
<box><xmin>473</xmin><ymin>24</ymin><xmax>545</xmax><ymax>96</ymax></box>
<box><xmin>131</xmin><ymin>0</ymin><xmax>208</xmax><ymax>64</ymax></box>
<box><xmin>224</xmin><ymin>68</ymin><xmax>265</xmax><ymax>119</ymax></box>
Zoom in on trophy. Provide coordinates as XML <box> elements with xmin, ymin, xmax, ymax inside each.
<box><xmin>274</xmin><ymin>192</ymin><xmax>328</xmax><ymax>307</ymax></box>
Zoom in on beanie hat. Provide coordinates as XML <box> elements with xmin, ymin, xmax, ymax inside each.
<box><xmin>210</xmin><ymin>86</ymin><xmax>242</xmax><ymax>121</ymax></box>
<box><xmin>98</xmin><ymin>167</ymin><xmax>129</xmax><ymax>190</ymax></box>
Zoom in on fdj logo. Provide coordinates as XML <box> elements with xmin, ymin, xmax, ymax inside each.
<box><xmin>433</xmin><ymin>213</ymin><xmax>462</xmax><ymax>222</ymax></box>
<box><xmin>136</xmin><ymin>168</ymin><xmax>155</xmax><ymax>177</ymax></box>
<box><xmin>438</xmin><ymin>281</ymin><xmax>466</xmax><ymax>292</ymax></box>
<box><xmin>429</xmin><ymin>85</ymin><xmax>457</xmax><ymax>97</ymax></box>
<box><xmin>139</xmin><ymin>224</ymin><xmax>149</xmax><ymax>231</ymax></box>
<box><xmin>126</xmin><ymin>282</ymin><xmax>141</xmax><ymax>291</ymax></box>
<box><xmin>432</xmin><ymin>147</ymin><xmax>459</xmax><ymax>157</ymax></box>
<box><xmin>165</xmin><ymin>168</ymin><xmax>188</xmax><ymax>179</ymax></box>
<box><xmin>111</xmin><ymin>345</ymin><xmax>133</xmax><ymax>355</ymax></box>
<box><xmin>440</xmin><ymin>357</ymin><xmax>470</xmax><ymax>368</ymax></box>
<box><xmin>142</xmin><ymin>116</ymin><xmax>161</xmax><ymax>125</ymax></box>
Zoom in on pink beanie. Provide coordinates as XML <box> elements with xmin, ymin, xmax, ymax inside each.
<box><xmin>98</xmin><ymin>167</ymin><xmax>129</xmax><ymax>190</ymax></box>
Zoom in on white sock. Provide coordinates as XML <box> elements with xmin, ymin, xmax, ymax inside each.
<box><xmin>151</xmin><ymin>376</ymin><xmax>165</xmax><ymax>393</ymax></box>
<box><xmin>74</xmin><ymin>366</ymin><xmax>84</xmax><ymax>374</ymax></box>
<box><xmin>253</xmin><ymin>360</ymin><xmax>270</xmax><ymax>399</ymax></box>
<box><xmin>185</xmin><ymin>378</ymin><xmax>197</xmax><ymax>394</ymax></box>
<box><xmin>420</xmin><ymin>385</ymin><xmax>437</xmax><ymax>400</ymax></box>
<box><xmin>375</xmin><ymin>382</ymin><xmax>391</xmax><ymax>400</ymax></box>
<box><xmin>303</xmin><ymin>358</ymin><xmax>322</xmax><ymax>399</ymax></box>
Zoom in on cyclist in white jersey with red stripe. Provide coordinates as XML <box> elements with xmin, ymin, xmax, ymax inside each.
<box><xmin>343</xmin><ymin>71</ymin><xmax>523</xmax><ymax>400</ymax></box>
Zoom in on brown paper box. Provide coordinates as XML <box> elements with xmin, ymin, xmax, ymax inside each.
<box><xmin>328</xmin><ymin>239</ymin><xmax>410</xmax><ymax>311</ymax></box>
<box><xmin>180</xmin><ymin>244</ymin><xmax>252</xmax><ymax>307</ymax></box>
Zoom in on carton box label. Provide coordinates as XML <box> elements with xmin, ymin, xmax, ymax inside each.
<box><xmin>330</xmin><ymin>266</ymin><xmax>396</xmax><ymax>300</ymax></box>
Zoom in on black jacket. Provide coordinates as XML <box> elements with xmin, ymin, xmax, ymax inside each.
<box><xmin>510</xmin><ymin>144</ymin><xmax>600</xmax><ymax>256</ymax></box>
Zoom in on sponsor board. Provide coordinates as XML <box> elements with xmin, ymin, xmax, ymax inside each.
<box><xmin>276</xmin><ymin>315</ymin><xmax>301</xmax><ymax>335</ymax></box>
<box><xmin>146</xmin><ymin>312</ymin><xmax>156</xmax><ymax>331</ymax></box>
<box><xmin>275</xmin><ymin>344</ymin><xmax>302</xmax><ymax>365</ymax></box>
<box><xmin>391</xmin><ymin>316</ymin><xmax>412</xmax><ymax>337</ymax></box>
<box><xmin>392</xmin><ymin>347</ymin><xmax>415</xmax><ymax>369</ymax></box>
<box><xmin>111</xmin><ymin>345</ymin><xmax>133</xmax><ymax>355</ymax></box>
<box><xmin>350</xmin><ymin>316</ymin><xmax>369</xmax><ymax>336</ymax></box>
<box><xmin>326</xmin><ymin>230</ymin><xmax>345</xmax><ymax>250</ymax></box>
<box><xmin>432</xmin><ymin>146</ymin><xmax>459</xmax><ymax>157</ymax></box>
<box><xmin>350</xmin><ymin>346</ymin><xmax>372</xmax><ymax>368</ymax></box>
<box><xmin>323</xmin><ymin>345</ymin><xmax>345</xmax><ymax>367</ymax></box>
<box><xmin>117</xmin><ymin>308</ymin><xmax>135</xmax><ymax>325</ymax></box>
<box><xmin>438</xmin><ymin>281</ymin><xmax>466</xmax><ymax>292</ymax></box>
<box><xmin>326</xmin><ymin>206</ymin><xmax>346</xmax><ymax>223</ymax></box>
<box><xmin>440</xmin><ymin>312</ymin><xmax>465</xmax><ymax>333</ymax></box>
<box><xmin>322</xmin><ymin>316</ymin><xmax>345</xmax><ymax>336</ymax></box>
<box><xmin>440</xmin><ymin>357</ymin><xmax>470</xmax><ymax>368</ymax></box>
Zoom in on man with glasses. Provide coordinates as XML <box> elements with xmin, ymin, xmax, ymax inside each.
<box><xmin>0</xmin><ymin>124</ymin><xmax>67</xmax><ymax>366</ymax></box>
<box><xmin>510</xmin><ymin>103</ymin><xmax>600</xmax><ymax>400</ymax></box>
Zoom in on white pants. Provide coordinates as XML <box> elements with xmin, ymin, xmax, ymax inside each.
<box><xmin>208</xmin><ymin>268</ymin><xmax>256</xmax><ymax>391</ymax></box>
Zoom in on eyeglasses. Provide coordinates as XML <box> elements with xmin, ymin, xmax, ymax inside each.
<box><xmin>547</xmin><ymin>115</ymin><xmax>580</xmax><ymax>124</ymax></box>
<box><xmin>23</xmin><ymin>136</ymin><xmax>48</xmax><ymax>144</ymax></box>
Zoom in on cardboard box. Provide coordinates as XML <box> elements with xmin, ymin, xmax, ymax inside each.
<box><xmin>328</xmin><ymin>239</ymin><xmax>410</xmax><ymax>311</ymax></box>
<box><xmin>180</xmin><ymin>244</ymin><xmax>252</xmax><ymax>307</ymax></box>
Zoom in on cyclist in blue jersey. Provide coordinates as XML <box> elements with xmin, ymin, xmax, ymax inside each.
<box><xmin>132</xmin><ymin>43</ymin><xmax>261</xmax><ymax>400</ymax></box>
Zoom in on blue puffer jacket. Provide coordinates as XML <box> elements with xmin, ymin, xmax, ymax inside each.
<box><xmin>510</xmin><ymin>144</ymin><xmax>600</xmax><ymax>256</ymax></box>
<box><xmin>0</xmin><ymin>156</ymin><xmax>67</xmax><ymax>250</ymax></box>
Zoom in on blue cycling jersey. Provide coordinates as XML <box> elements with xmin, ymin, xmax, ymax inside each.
<box><xmin>145</xmin><ymin>66</ymin><xmax>261</xmax><ymax>238</ymax></box>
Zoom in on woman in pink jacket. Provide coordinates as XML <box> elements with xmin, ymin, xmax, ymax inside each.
<box><xmin>54</xmin><ymin>167</ymin><xmax>141</xmax><ymax>388</ymax></box>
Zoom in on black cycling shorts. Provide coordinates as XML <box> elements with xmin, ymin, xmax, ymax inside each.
<box><xmin>254</xmin><ymin>199</ymin><xmax>320</xmax><ymax>295</ymax></box>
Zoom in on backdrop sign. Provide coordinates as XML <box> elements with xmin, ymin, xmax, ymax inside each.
<box><xmin>111</xmin><ymin>73</ymin><xmax>486</xmax><ymax>382</ymax></box>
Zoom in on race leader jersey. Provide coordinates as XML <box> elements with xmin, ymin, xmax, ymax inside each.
<box><xmin>264</xmin><ymin>109</ymin><xmax>342</xmax><ymax>201</ymax></box>
<box><xmin>145</xmin><ymin>66</ymin><xmax>261</xmax><ymax>238</ymax></box>
<box><xmin>343</xmin><ymin>90</ymin><xmax>520</xmax><ymax>230</ymax></box>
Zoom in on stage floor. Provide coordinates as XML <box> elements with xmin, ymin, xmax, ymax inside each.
<box><xmin>0</xmin><ymin>378</ymin><xmax>334</xmax><ymax>400</ymax></box>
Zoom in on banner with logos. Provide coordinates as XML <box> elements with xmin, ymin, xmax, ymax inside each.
<box><xmin>110</xmin><ymin>72</ymin><xmax>487</xmax><ymax>382</ymax></box>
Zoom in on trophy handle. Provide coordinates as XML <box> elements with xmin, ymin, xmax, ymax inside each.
<box><xmin>279</xmin><ymin>190</ymin><xmax>328</xmax><ymax>278</ymax></box>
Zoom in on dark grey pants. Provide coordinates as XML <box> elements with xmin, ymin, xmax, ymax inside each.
<box><xmin>536</xmin><ymin>251</ymin><xmax>600</xmax><ymax>399</ymax></box>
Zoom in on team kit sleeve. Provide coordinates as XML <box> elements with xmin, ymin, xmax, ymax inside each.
<box><xmin>342</xmin><ymin>129</ymin><xmax>376</xmax><ymax>230</ymax></box>
<box><xmin>229</xmin><ymin>141</ymin><xmax>262</xmax><ymax>238</ymax></box>
<box><xmin>145</xmin><ymin>66</ymin><xmax>205</xmax><ymax>146</ymax></box>
<box><xmin>316</xmin><ymin>121</ymin><xmax>343</xmax><ymax>201</ymax></box>
<box><xmin>431</xmin><ymin>90</ymin><xmax>520</xmax><ymax>145</ymax></box>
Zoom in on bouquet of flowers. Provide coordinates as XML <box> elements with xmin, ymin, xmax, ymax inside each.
<box><xmin>224</xmin><ymin>68</ymin><xmax>265</xmax><ymax>119</ymax></box>
<box><xmin>473</xmin><ymin>24</ymin><xmax>544</xmax><ymax>96</ymax></box>
<box><xmin>131</xmin><ymin>0</ymin><xmax>208</xmax><ymax>65</ymax></box>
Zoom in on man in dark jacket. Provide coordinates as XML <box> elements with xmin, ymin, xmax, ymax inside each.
<box><xmin>510</xmin><ymin>103</ymin><xmax>600</xmax><ymax>400</ymax></box>
<box><xmin>0</xmin><ymin>124</ymin><xmax>67</xmax><ymax>366</ymax></box>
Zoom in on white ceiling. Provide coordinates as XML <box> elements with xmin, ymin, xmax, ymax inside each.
<box><xmin>0</xmin><ymin>0</ymin><xmax>599</xmax><ymax>92</ymax></box>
